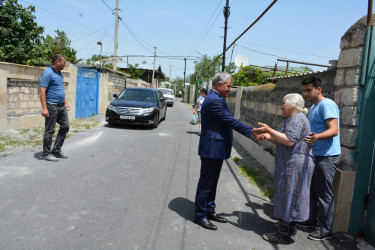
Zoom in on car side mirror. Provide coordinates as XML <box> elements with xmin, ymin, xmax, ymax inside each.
<box><xmin>160</xmin><ymin>97</ymin><xmax>165</xmax><ymax>101</ymax></box>
<box><xmin>113</xmin><ymin>94</ymin><xmax>118</xmax><ymax>99</ymax></box>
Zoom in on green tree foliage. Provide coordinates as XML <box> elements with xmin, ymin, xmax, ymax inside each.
<box><xmin>0</xmin><ymin>0</ymin><xmax>44</xmax><ymax>64</ymax></box>
<box><xmin>0</xmin><ymin>0</ymin><xmax>77</xmax><ymax>65</ymax></box>
<box><xmin>122</xmin><ymin>64</ymin><xmax>145</xmax><ymax>79</ymax></box>
<box><xmin>172</xmin><ymin>76</ymin><xmax>184</xmax><ymax>95</ymax></box>
<box><xmin>84</xmin><ymin>54</ymin><xmax>113</xmax><ymax>69</ymax></box>
<box><xmin>231</xmin><ymin>66</ymin><xmax>272</xmax><ymax>87</ymax></box>
<box><xmin>189</xmin><ymin>54</ymin><xmax>236</xmax><ymax>84</ymax></box>
<box><xmin>39</xmin><ymin>30</ymin><xmax>77</xmax><ymax>64</ymax></box>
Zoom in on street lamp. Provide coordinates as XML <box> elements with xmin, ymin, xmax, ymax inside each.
<box><xmin>97</xmin><ymin>41</ymin><xmax>102</xmax><ymax>68</ymax></box>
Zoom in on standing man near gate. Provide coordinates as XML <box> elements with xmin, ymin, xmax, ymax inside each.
<box><xmin>300</xmin><ymin>76</ymin><xmax>341</xmax><ymax>240</ymax></box>
<box><xmin>194</xmin><ymin>72</ymin><xmax>253</xmax><ymax>230</ymax></box>
<box><xmin>40</xmin><ymin>54</ymin><xmax>70</xmax><ymax>162</ymax></box>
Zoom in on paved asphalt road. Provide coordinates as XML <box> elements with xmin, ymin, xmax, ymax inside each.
<box><xmin>0</xmin><ymin>98</ymin><xmax>371</xmax><ymax>250</ymax></box>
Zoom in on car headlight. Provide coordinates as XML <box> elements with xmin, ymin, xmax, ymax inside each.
<box><xmin>140</xmin><ymin>107</ymin><xmax>155</xmax><ymax>115</ymax></box>
<box><xmin>107</xmin><ymin>104</ymin><xmax>117</xmax><ymax>113</ymax></box>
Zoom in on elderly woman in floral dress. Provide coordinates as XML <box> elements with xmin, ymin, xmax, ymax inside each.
<box><xmin>252</xmin><ymin>93</ymin><xmax>315</xmax><ymax>244</ymax></box>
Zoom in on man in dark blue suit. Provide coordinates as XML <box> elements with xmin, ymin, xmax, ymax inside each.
<box><xmin>194</xmin><ymin>72</ymin><xmax>254</xmax><ymax>230</ymax></box>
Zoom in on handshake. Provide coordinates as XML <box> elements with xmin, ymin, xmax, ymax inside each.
<box><xmin>251</xmin><ymin>121</ymin><xmax>316</xmax><ymax>146</ymax></box>
<box><xmin>251</xmin><ymin>122</ymin><xmax>272</xmax><ymax>141</ymax></box>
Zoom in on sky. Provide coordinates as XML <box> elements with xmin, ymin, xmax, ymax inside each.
<box><xmin>20</xmin><ymin>0</ymin><xmax>369</xmax><ymax>81</ymax></box>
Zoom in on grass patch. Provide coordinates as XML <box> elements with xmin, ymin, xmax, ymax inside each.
<box><xmin>238</xmin><ymin>165</ymin><xmax>274</xmax><ymax>199</ymax></box>
<box><xmin>232</xmin><ymin>156</ymin><xmax>241</xmax><ymax>164</ymax></box>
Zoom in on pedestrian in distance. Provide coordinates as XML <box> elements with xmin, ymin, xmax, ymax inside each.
<box><xmin>298</xmin><ymin>76</ymin><xmax>341</xmax><ymax>241</ymax></box>
<box><xmin>252</xmin><ymin>93</ymin><xmax>315</xmax><ymax>244</ymax></box>
<box><xmin>193</xmin><ymin>88</ymin><xmax>208</xmax><ymax>133</ymax></box>
<box><xmin>194</xmin><ymin>72</ymin><xmax>254</xmax><ymax>230</ymax></box>
<box><xmin>39</xmin><ymin>54</ymin><xmax>70</xmax><ymax>162</ymax></box>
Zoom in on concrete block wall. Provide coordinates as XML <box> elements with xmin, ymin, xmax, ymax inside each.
<box><xmin>230</xmin><ymin>70</ymin><xmax>337</xmax><ymax>172</ymax></box>
<box><xmin>99</xmin><ymin>71</ymin><xmax>128</xmax><ymax>114</ymax></box>
<box><xmin>0</xmin><ymin>62</ymin><xmax>76</xmax><ymax>132</ymax></box>
<box><xmin>333</xmin><ymin>16</ymin><xmax>368</xmax><ymax>171</ymax></box>
<box><xmin>184</xmin><ymin>85</ymin><xmax>196</xmax><ymax>104</ymax></box>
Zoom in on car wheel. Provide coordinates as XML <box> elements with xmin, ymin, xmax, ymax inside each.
<box><xmin>153</xmin><ymin>113</ymin><xmax>159</xmax><ymax>128</ymax></box>
<box><xmin>164</xmin><ymin>108</ymin><xmax>167</xmax><ymax>120</ymax></box>
<box><xmin>108</xmin><ymin>121</ymin><xmax>114</xmax><ymax>127</ymax></box>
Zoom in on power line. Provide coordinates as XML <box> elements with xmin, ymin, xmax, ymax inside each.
<box><xmin>119</xmin><ymin>20</ymin><xmax>154</xmax><ymax>54</ymax></box>
<box><xmin>21</xmin><ymin>0</ymin><xmax>99</xmax><ymax>32</ymax></box>
<box><xmin>204</xmin><ymin>0</ymin><xmax>279</xmax><ymax>75</ymax></box>
<box><xmin>101</xmin><ymin>0</ymin><xmax>114</xmax><ymax>14</ymax></box>
<box><xmin>237</xmin><ymin>41</ymin><xmax>334</xmax><ymax>60</ymax></box>
<box><xmin>188</xmin><ymin>0</ymin><xmax>223</xmax><ymax>54</ymax></box>
<box><xmin>72</xmin><ymin>21</ymin><xmax>114</xmax><ymax>42</ymax></box>
<box><xmin>79</xmin><ymin>25</ymin><xmax>115</xmax><ymax>59</ymax></box>
<box><xmin>190</xmin><ymin>11</ymin><xmax>222</xmax><ymax>56</ymax></box>
<box><xmin>236</xmin><ymin>44</ymin><xmax>290</xmax><ymax>60</ymax></box>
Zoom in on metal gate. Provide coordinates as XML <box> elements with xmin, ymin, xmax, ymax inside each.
<box><xmin>75</xmin><ymin>67</ymin><xmax>100</xmax><ymax>119</ymax></box>
<box><xmin>364</xmin><ymin>141</ymin><xmax>375</xmax><ymax>245</ymax></box>
<box><xmin>349</xmin><ymin>24</ymin><xmax>375</xmax><ymax>244</ymax></box>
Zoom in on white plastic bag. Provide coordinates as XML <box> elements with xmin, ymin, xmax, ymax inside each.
<box><xmin>190</xmin><ymin>114</ymin><xmax>198</xmax><ymax>125</ymax></box>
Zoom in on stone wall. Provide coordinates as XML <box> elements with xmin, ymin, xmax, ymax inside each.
<box><xmin>97</xmin><ymin>70</ymin><xmax>149</xmax><ymax>114</ymax></box>
<box><xmin>184</xmin><ymin>85</ymin><xmax>196</xmax><ymax>104</ymax></box>
<box><xmin>230</xmin><ymin>70</ymin><xmax>339</xmax><ymax>169</ymax></box>
<box><xmin>0</xmin><ymin>62</ymin><xmax>77</xmax><ymax>132</ymax></box>
<box><xmin>333</xmin><ymin>16</ymin><xmax>367</xmax><ymax>171</ymax></box>
<box><xmin>99</xmin><ymin>71</ymin><xmax>127</xmax><ymax>114</ymax></box>
<box><xmin>7</xmin><ymin>79</ymin><xmax>44</xmax><ymax>117</ymax></box>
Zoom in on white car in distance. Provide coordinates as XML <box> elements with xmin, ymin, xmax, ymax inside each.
<box><xmin>158</xmin><ymin>88</ymin><xmax>175</xmax><ymax>107</ymax></box>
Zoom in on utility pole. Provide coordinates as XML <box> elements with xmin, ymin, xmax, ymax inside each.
<box><xmin>183</xmin><ymin>58</ymin><xmax>186</xmax><ymax>102</ymax></box>
<box><xmin>222</xmin><ymin>0</ymin><xmax>230</xmax><ymax>72</ymax></box>
<box><xmin>152</xmin><ymin>47</ymin><xmax>156</xmax><ymax>88</ymax></box>
<box><xmin>113</xmin><ymin>0</ymin><xmax>119</xmax><ymax>72</ymax></box>
<box><xmin>97</xmin><ymin>41</ymin><xmax>102</xmax><ymax>69</ymax></box>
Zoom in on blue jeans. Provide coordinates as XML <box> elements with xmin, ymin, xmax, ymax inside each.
<box><xmin>310</xmin><ymin>155</ymin><xmax>340</xmax><ymax>233</ymax></box>
<box><xmin>43</xmin><ymin>103</ymin><xmax>70</xmax><ymax>156</ymax></box>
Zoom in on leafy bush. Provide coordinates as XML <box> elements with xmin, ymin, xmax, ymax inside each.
<box><xmin>231</xmin><ymin>66</ymin><xmax>271</xmax><ymax>87</ymax></box>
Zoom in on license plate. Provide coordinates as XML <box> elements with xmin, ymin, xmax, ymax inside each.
<box><xmin>120</xmin><ymin>115</ymin><xmax>135</xmax><ymax>120</ymax></box>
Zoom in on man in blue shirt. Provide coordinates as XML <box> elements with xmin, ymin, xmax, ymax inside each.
<box><xmin>299</xmin><ymin>76</ymin><xmax>341</xmax><ymax>240</ymax></box>
<box><xmin>39</xmin><ymin>54</ymin><xmax>70</xmax><ymax>161</ymax></box>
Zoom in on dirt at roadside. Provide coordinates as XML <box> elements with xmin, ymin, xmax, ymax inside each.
<box><xmin>0</xmin><ymin>119</ymin><xmax>100</xmax><ymax>158</ymax></box>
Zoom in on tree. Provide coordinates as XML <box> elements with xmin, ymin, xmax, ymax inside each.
<box><xmin>0</xmin><ymin>0</ymin><xmax>44</xmax><ymax>65</ymax></box>
<box><xmin>231</xmin><ymin>66</ymin><xmax>272</xmax><ymax>86</ymax></box>
<box><xmin>84</xmin><ymin>54</ymin><xmax>113</xmax><ymax>69</ymax></box>
<box><xmin>40</xmin><ymin>30</ymin><xmax>77</xmax><ymax>64</ymax></box>
<box><xmin>122</xmin><ymin>64</ymin><xmax>145</xmax><ymax>79</ymax></box>
<box><xmin>189</xmin><ymin>54</ymin><xmax>236</xmax><ymax>84</ymax></box>
<box><xmin>172</xmin><ymin>76</ymin><xmax>184</xmax><ymax>96</ymax></box>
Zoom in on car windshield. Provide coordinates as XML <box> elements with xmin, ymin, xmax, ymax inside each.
<box><xmin>159</xmin><ymin>89</ymin><xmax>173</xmax><ymax>95</ymax></box>
<box><xmin>118</xmin><ymin>89</ymin><xmax>156</xmax><ymax>102</ymax></box>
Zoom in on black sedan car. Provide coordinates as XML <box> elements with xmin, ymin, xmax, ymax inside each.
<box><xmin>106</xmin><ymin>87</ymin><xmax>167</xmax><ymax>128</ymax></box>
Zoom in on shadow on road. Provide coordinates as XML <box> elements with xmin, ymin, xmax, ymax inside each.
<box><xmin>186</xmin><ymin>131</ymin><xmax>200</xmax><ymax>136</ymax></box>
<box><xmin>34</xmin><ymin>151</ymin><xmax>43</xmax><ymax>160</ymax></box>
<box><xmin>168</xmin><ymin>197</ymin><xmax>195</xmax><ymax>222</ymax></box>
<box><xmin>103</xmin><ymin>123</ymin><xmax>154</xmax><ymax>130</ymax></box>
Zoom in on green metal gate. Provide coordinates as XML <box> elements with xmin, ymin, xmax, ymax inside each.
<box><xmin>349</xmin><ymin>24</ymin><xmax>375</xmax><ymax>245</ymax></box>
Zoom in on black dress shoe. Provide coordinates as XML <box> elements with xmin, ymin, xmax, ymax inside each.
<box><xmin>208</xmin><ymin>213</ymin><xmax>227</xmax><ymax>223</ymax></box>
<box><xmin>53</xmin><ymin>151</ymin><xmax>68</xmax><ymax>159</ymax></box>
<box><xmin>194</xmin><ymin>218</ymin><xmax>217</xmax><ymax>230</ymax></box>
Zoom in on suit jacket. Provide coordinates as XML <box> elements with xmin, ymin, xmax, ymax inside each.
<box><xmin>198</xmin><ymin>89</ymin><xmax>253</xmax><ymax>159</ymax></box>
